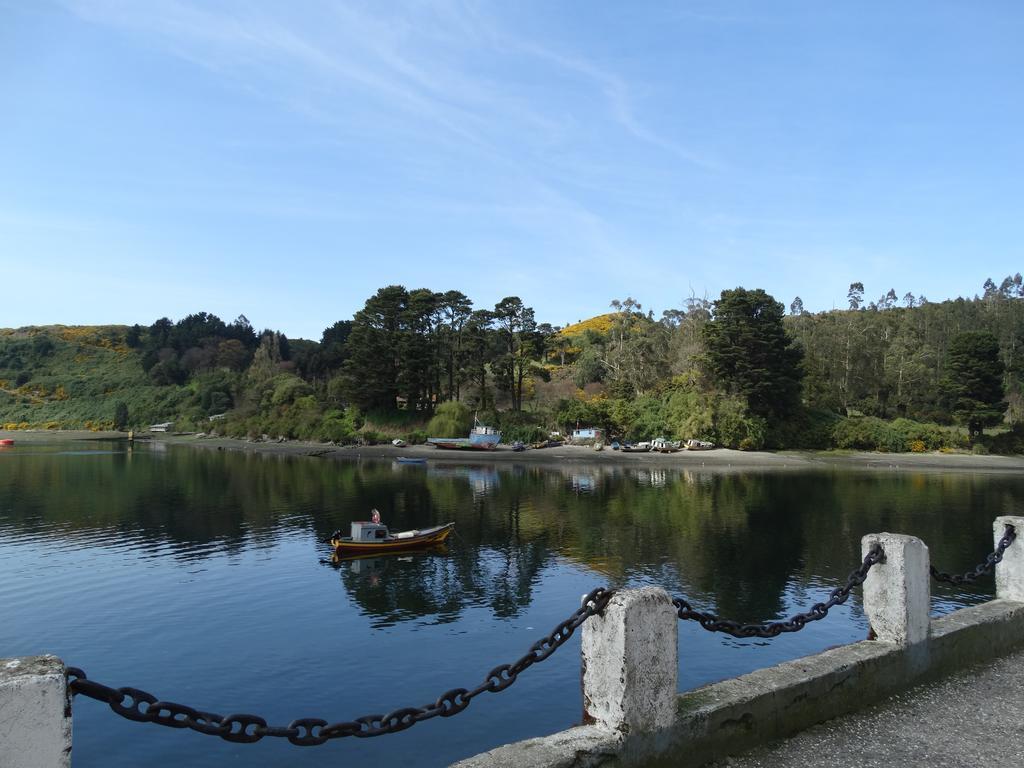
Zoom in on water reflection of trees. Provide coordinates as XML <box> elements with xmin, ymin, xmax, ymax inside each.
<box><xmin>4</xmin><ymin>445</ymin><xmax>1023</xmax><ymax>626</ymax></box>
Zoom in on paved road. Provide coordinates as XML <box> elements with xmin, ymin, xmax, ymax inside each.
<box><xmin>711</xmin><ymin>650</ymin><xmax>1024</xmax><ymax>767</ymax></box>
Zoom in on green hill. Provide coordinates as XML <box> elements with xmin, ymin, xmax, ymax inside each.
<box><xmin>0</xmin><ymin>325</ymin><xmax>190</xmax><ymax>430</ymax></box>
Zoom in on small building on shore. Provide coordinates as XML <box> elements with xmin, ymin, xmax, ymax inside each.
<box><xmin>570</xmin><ymin>427</ymin><xmax>605</xmax><ymax>444</ymax></box>
<box><xmin>148</xmin><ymin>422</ymin><xmax>173</xmax><ymax>433</ymax></box>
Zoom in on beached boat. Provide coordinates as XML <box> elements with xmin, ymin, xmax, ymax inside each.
<box><xmin>0</xmin><ymin>439</ymin><xmax>13</xmax><ymax>447</ymax></box>
<box><xmin>685</xmin><ymin>439</ymin><xmax>715</xmax><ymax>451</ymax></box>
<box><xmin>330</xmin><ymin>519</ymin><xmax>455</xmax><ymax>556</ymax></box>
<box><xmin>427</xmin><ymin>420</ymin><xmax>501</xmax><ymax>451</ymax></box>
<box><xmin>531</xmin><ymin>439</ymin><xmax>562</xmax><ymax>449</ymax></box>
<box><xmin>621</xmin><ymin>442</ymin><xmax>650</xmax><ymax>453</ymax></box>
<box><xmin>651</xmin><ymin>438</ymin><xmax>682</xmax><ymax>453</ymax></box>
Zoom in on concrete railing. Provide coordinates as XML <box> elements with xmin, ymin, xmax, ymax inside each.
<box><xmin>455</xmin><ymin>515</ymin><xmax>1024</xmax><ymax>767</ymax></box>
<box><xmin>4</xmin><ymin>515</ymin><xmax>1023</xmax><ymax>768</ymax></box>
<box><xmin>0</xmin><ymin>655</ymin><xmax>71</xmax><ymax>767</ymax></box>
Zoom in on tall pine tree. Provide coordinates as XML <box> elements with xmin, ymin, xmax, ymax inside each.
<box><xmin>704</xmin><ymin>288</ymin><xmax>804</xmax><ymax>420</ymax></box>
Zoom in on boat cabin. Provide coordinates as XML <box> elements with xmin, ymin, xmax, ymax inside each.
<box><xmin>350</xmin><ymin>521</ymin><xmax>390</xmax><ymax>541</ymax></box>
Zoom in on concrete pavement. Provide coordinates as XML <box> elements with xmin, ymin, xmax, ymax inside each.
<box><xmin>712</xmin><ymin>649</ymin><xmax>1024</xmax><ymax>767</ymax></box>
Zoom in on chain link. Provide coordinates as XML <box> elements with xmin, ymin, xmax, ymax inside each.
<box><xmin>673</xmin><ymin>545</ymin><xmax>885</xmax><ymax>638</ymax></box>
<box><xmin>67</xmin><ymin>586</ymin><xmax>614</xmax><ymax>746</ymax></box>
<box><xmin>930</xmin><ymin>524</ymin><xmax>1016</xmax><ymax>586</ymax></box>
<box><xmin>64</xmin><ymin>526</ymin><xmax>1021</xmax><ymax>746</ymax></box>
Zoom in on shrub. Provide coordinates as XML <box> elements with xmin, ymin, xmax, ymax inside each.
<box><xmin>771</xmin><ymin>408</ymin><xmax>841</xmax><ymax>449</ymax></box>
<box><xmin>988</xmin><ymin>425</ymin><xmax>1024</xmax><ymax>455</ymax></box>
<box><xmin>832</xmin><ymin>417</ymin><xmax>907</xmax><ymax>452</ymax></box>
<box><xmin>403</xmin><ymin>430</ymin><xmax>428</xmax><ymax>445</ymax></box>
<box><xmin>426</xmin><ymin>401</ymin><xmax>472</xmax><ymax>438</ymax></box>
<box><xmin>890</xmin><ymin>418</ymin><xmax>960</xmax><ymax>450</ymax></box>
<box><xmin>972</xmin><ymin>443</ymin><xmax>989</xmax><ymax>455</ymax></box>
<box><xmin>502</xmin><ymin>425</ymin><xmax>547</xmax><ymax>444</ymax></box>
<box><xmin>713</xmin><ymin>396</ymin><xmax>766</xmax><ymax>450</ymax></box>
<box><xmin>909</xmin><ymin>440</ymin><xmax>927</xmax><ymax>453</ymax></box>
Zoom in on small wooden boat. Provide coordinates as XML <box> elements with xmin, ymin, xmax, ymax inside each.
<box><xmin>621</xmin><ymin>443</ymin><xmax>650</xmax><ymax>453</ymax></box>
<box><xmin>0</xmin><ymin>439</ymin><xmax>13</xmax><ymax>447</ymax></box>
<box><xmin>651</xmin><ymin>438</ymin><xmax>682</xmax><ymax>453</ymax></box>
<box><xmin>685</xmin><ymin>439</ymin><xmax>715</xmax><ymax>451</ymax></box>
<box><xmin>330</xmin><ymin>520</ymin><xmax>455</xmax><ymax>556</ymax></box>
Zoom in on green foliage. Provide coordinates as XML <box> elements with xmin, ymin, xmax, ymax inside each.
<box><xmin>713</xmin><ymin>396</ymin><xmax>767</xmax><ymax>450</ymax></box>
<box><xmin>112</xmin><ymin>401</ymin><xmax>129</xmax><ymax>430</ymax></box>
<box><xmin>988</xmin><ymin>424</ymin><xmax>1024</xmax><ymax>455</ymax></box>
<box><xmin>269</xmin><ymin>376</ymin><xmax>313</xmax><ymax>406</ymax></box>
<box><xmin>426</xmin><ymin>401</ymin><xmax>472</xmax><ymax>438</ymax></box>
<box><xmin>317</xmin><ymin>408</ymin><xmax>363</xmax><ymax>443</ymax></box>
<box><xmin>492</xmin><ymin>409</ymin><xmax>548</xmax><ymax>444</ymax></box>
<box><xmin>572</xmin><ymin>347</ymin><xmax>605</xmax><ymax>387</ymax></box>
<box><xmin>663</xmin><ymin>388</ymin><xmax>714</xmax><ymax>442</ymax></box>
<box><xmin>831</xmin><ymin>417</ymin><xmax>963</xmax><ymax>452</ymax></box>
<box><xmin>771</xmin><ymin>408</ymin><xmax>842</xmax><ymax>449</ymax></box>
<box><xmin>704</xmin><ymin>288</ymin><xmax>804</xmax><ymax>420</ymax></box>
<box><xmin>5</xmin><ymin>277</ymin><xmax>1024</xmax><ymax>456</ymax></box>
<box><xmin>941</xmin><ymin>331</ymin><xmax>1006</xmax><ymax>440</ymax></box>
<box><xmin>832</xmin><ymin>417</ymin><xmax>907</xmax><ymax>452</ymax></box>
<box><xmin>0</xmin><ymin>326</ymin><xmax>195</xmax><ymax>429</ymax></box>
<box><xmin>402</xmin><ymin>430</ymin><xmax>428</xmax><ymax>445</ymax></box>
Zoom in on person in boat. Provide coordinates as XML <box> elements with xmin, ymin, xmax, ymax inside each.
<box><xmin>329</xmin><ymin>508</ymin><xmax>382</xmax><ymax>543</ymax></box>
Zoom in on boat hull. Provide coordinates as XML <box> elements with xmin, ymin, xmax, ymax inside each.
<box><xmin>331</xmin><ymin>522</ymin><xmax>455</xmax><ymax>555</ymax></box>
<box><xmin>426</xmin><ymin>438</ymin><xmax>498</xmax><ymax>451</ymax></box>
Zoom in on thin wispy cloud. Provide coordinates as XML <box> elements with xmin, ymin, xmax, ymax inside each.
<box><xmin>60</xmin><ymin>0</ymin><xmax>707</xmax><ymax>287</ymax></box>
<box><xmin>7</xmin><ymin>1</ymin><xmax>1019</xmax><ymax>336</ymax></box>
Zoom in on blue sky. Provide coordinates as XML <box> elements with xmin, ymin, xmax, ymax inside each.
<box><xmin>2</xmin><ymin>1</ymin><xmax>1023</xmax><ymax>339</ymax></box>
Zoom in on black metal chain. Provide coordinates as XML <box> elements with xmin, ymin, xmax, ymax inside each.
<box><xmin>66</xmin><ymin>586</ymin><xmax>614</xmax><ymax>747</ymax></box>
<box><xmin>63</xmin><ymin>526</ymin><xmax>1021</xmax><ymax>746</ymax></box>
<box><xmin>673</xmin><ymin>545</ymin><xmax>885</xmax><ymax>638</ymax></box>
<box><xmin>930</xmin><ymin>524</ymin><xmax>1016</xmax><ymax>586</ymax></box>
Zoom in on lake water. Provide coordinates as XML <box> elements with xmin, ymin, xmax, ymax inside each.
<box><xmin>2</xmin><ymin>441</ymin><xmax>1021</xmax><ymax>766</ymax></box>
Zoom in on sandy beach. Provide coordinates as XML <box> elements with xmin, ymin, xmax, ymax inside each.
<box><xmin>3</xmin><ymin>430</ymin><xmax>1024</xmax><ymax>474</ymax></box>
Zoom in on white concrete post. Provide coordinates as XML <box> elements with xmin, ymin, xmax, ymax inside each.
<box><xmin>581</xmin><ymin>587</ymin><xmax>677</xmax><ymax>735</ymax></box>
<box><xmin>994</xmin><ymin>516</ymin><xmax>1024</xmax><ymax>602</ymax></box>
<box><xmin>861</xmin><ymin>533</ymin><xmax>930</xmax><ymax>645</ymax></box>
<box><xmin>0</xmin><ymin>655</ymin><xmax>72</xmax><ymax>768</ymax></box>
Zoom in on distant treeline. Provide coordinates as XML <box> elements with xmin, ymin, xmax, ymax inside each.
<box><xmin>1</xmin><ymin>274</ymin><xmax>1022</xmax><ymax>453</ymax></box>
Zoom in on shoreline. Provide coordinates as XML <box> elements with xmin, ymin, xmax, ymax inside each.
<box><xmin>3</xmin><ymin>430</ymin><xmax>1024</xmax><ymax>473</ymax></box>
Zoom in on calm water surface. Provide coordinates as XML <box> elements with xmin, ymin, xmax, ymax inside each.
<box><xmin>2</xmin><ymin>441</ymin><xmax>1022</xmax><ymax>766</ymax></box>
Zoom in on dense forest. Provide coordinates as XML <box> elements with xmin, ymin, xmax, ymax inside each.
<box><xmin>1</xmin><ymin>275</ymin><xmax>1023</xmax><ymax>454</ymax></box>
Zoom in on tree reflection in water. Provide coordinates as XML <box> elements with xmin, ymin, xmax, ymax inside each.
<box><xmin>3</xmin><ymin>441</ymin><xmax>1023</xmax><ymax>627</ymax></box>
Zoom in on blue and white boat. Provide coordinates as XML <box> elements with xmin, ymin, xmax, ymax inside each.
<box><xmin>427</xmin><ymin>420</ymin><xmax>501</xmax><ymax>451</ymax></box>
